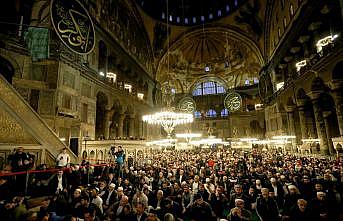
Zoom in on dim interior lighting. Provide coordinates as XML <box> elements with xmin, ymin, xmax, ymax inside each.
<box><xmin>204</xmin><ymin>65</ymin><xmax>210</xmax><ymax>72</ymax></box>
<box><xmin>137</xmin><ymin>93</ymin><xmax>144</xmax><ymax>100</ymax></box>
<box><xmin>142</xmin><ymin>111</ymin><xmax>193</xmax><ymax>137</ymax></box>
<box><xmin>99</xmin><ymin>71</ymin><xmax>105</xmax><ymax>76</ymax></box>
<box><xmin>124</xmin><ymin>84</ymin><xmax>132</xmax><ymax>93</ymax></box>
<box><xmin>295</xmin><ymin>60</ymin><xmax>307</xmax><ymax>72</ymax></box>
<box><xmin>146</xmin><ymin>139</ymin><xmax>177</xmax><ymax>146</ymax></box>
<box><xmin>60</xmin><ymin>137</ymin><xmax>66</xmax><ymax>142</ymax></box>
<box><xmin>106</xmin><ymin>72</ymin><xmax>116</xmax><ymax>82</ymax></box>
<box><xmin>190</xmin><ymin>137</ymin><xmax>223</xmax><ymax>145</ymax></box>
<box><xmin>255</xmin><ymin>103</ymin><xmax>264</xmax><ymax>110</ymax></box>
<box><xmin>272</xmin><ymin>135</ymin><xmax>296</xmax><ymax>139</ymax></box>
<box><xmin>276</xmin><ymin>82</ymin><xmax>284</xmax><ymax>91</ymax></box>
<box><xmin>239</xmin><ymin>138</ymin><xmax>258</xmax><ymax>142</ymax></box>
<box><xmin>316</xmin><ymin>34</ymin><xmax>339</xmax><ymax>53</ymax></box>
<box><xmin>301</xmin><ymin>138</ymin><xmax>320</xmax><ymax>143</ymax></box>
<box><xmin>176</xmin><ymin>133</ymin><xmax>202</xmax><ymax>138</ymax></box>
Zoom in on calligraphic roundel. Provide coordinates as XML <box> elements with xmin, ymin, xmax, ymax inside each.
<box><xmin>224</xmin><ymin>91</ymin><xmax>242</xmax><ymax>112</ymax></box>
<box><xmin>51</xmin><ymin>0</ymin><xmax>95</xmax><ymax>54</ymax></box>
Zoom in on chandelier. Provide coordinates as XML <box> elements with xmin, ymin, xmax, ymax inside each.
<box><xmin>142</xmin><ymin>111</ymin><xmax>193</xmax><ymax>137</ymax></box>
<box><xmin>142</xmin><ymin>0</ymin><xmax>194</xmax><ymax>138</ymax></box>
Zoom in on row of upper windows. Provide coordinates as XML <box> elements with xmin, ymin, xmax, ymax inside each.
<box><xmin>194</xmin><ymin>109</ymin><xmax>229</xmax><ymax>118</ymax></box>
<box><xmin>273</xmin><ymin>2</ymin><xmax>296</xmax><ymax>48</ymax></box>
<box><xmin>192</xmin><ymin>79</ymin><xmax>259</xmax><ymax>96</ymax></box>
<box><xmin>160</xmin><ymin>0</ymin><xmax>239</xmax><ymax>24</ymax></box>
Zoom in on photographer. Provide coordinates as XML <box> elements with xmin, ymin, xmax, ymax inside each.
<box><xmin>56</xmin><ymin>148</ymin><xmax>70</xmax><ymax>168</ymax></box>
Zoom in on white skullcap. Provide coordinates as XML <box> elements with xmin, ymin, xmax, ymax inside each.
<box><xmin>109</xmin><ymin>183</ymin><xmax>116</xmax><ymax>188</ymax></box>
<box><xmin>117</xmin><ymin>187</ymin><xmax>123</xmax><ymax>191</ymax></box>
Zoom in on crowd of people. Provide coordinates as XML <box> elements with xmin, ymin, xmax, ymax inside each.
<box><xmin>0</xmin><ymin>146</ymin><xmax>343</xmax><ymax>221</ymax></box>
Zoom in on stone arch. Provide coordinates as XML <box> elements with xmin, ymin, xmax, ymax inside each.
<box><xmin>332</xmin><ymin>61</ymin><xmax>343</xmax><ymax>80</ymax></box>
<box><xmin>97</xmin><ymin>150</ymin><xmax>104</xmax><ymax>160</ymax></box>
<box><xmin>109</xmin><ymin>99</ymin><xmax>123</xmax><ymax>139</ymax></box>
<box><xmin>296</xmin><ymin>88</ymin><xmax>307</xmax><ymax>100</ymax></box>
<box><xmin>98</xmin><ymin>40</ymin><xmax>107</xmax><ymax>72</ymax></box>
<box><xmin>95</xmin><ymin>91</ymin><xmax>109</xmax><ymax>139</ymax></box>
<box><xmin>189</xmin><ymin>76</ymin><xmax>228</xmax><ymax>94</ymax></box>
<box><xmin>286</xmin><ymin>96</ymin><xmax>295</xmax><ymax>106</ymax></box>
<box><xmin>311</xmin><ymin>77</ymin><xmax>325</xmax><ymax>92</ymax></box>
<box><xmin>0</xmin><ymin>56</ymin><xmax>15</xmax><ymax>84</ymax></box>
<box><xmin>82</xmin><ymin>150</ymin><xmax>87</xmax><ymax>159</ymax></box>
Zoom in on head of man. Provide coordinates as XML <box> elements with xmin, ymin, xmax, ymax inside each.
<box><xmin>135</xmin><ymin>202</ymin><xmax>145</xmax><ymax>215</ymax></box>
<box><xmin>234</xmin><ymin>185</ymin><xmax>243</xmax><ymax>194</ymax></box>
<box><xmin>73</xmin><ymin>189</ymin><xmax>82</xmax><ymax>199</ymax></box>
<box><xmin>194</xmin><ymin>193</ymin><xmax>203</xmax><ymax>205</ymax></box>
<box><xmin>315</xmin><ymin>183</ymin><xmax>323</xmax><ymax>191</ymax></box>
<box><xmin>108</xmin><ymin>183</ymin><xmax>115</xmax><ymax>191</ymax></box>
<box><xmin>80</xmin><ymin>195</ymin><xmax>89</xmax><ymax>206</ymax></box>
<box><xmin>16</xmin><ymin>147</ymin><xmax>24</xmax><ymax>154</ymax></box>
<box><xmin>120</xmin><ymin>195</ymin><xmax>129</xmax><ymax>206</ymax></box>
<box><xmin>288</xmin><ymin>185</ymin><xmax>298</xmax><ymax>194</ymax></box>
<box><xmin>83</xmin><ymin>208</ymin><xmax>95</xmax><ymax>221</ymax></box>
<box><xmin>117</xmin><ymin>187</ymin><xmax>124</xmax><ymax>197</ymax></box>
<box><xmin>62</xmin><ymin>148</ymin><xmax>67</xmax><ymax>154</ymax></box>
<box><xmin>316</xmin><ymin>192</ymin><xmax>326</xmax><ymax>201</ymax></box>
<box><xmin>157</xmin><ymin>190</ymin><xmax>163</xmax><ymax>200</ymax></box>
<box><xmin>261</xmin><ymin>188</ymin><xmax>269</xmax><ymax>199</ymax></box>
<box><xmin>235</xmin><ymin>199</ymin><xmax>244</xmax><ymax>209</ymax></box>
<box><xmin>297</xmin><ymin>199</ymin><xmax>307</xmax><ymax>212</ymax></box>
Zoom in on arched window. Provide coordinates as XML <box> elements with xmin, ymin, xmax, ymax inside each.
<box><xmin>290</xmin><ymin>4</ymin><xmax>294</xmax><ymax>16</ymax></box>
<box><xmin>221</xmin><ymin>109</ymin><xmax>229</xmax><ymax>117</ymax></box>
<box><xmin>206</xmin><ymin>109</ymin><xmax>217</xmax><ymax>118</ymax></box>
<box><xmin>283</xmin><ymin>17</ymin><xmax>287</xmax><ymax>28</ymax></box>
<box><xmin>253</xmin><ymin>77</ymin><xmax>259</xmax><ymax>84</ymax></box>
<box><xmin>194</xmin><ymin>111</ymin><xmax>201</xmax><ymax>119</ymax></box>
<box><xmin>245</xmin><ymin>79</ymin><xmax>250</xmax><ymax>86</ymax></box>
<box><xmin>192</xmin><ymin>81</ymin><xmax>226</xmax><ymax>96</ymax></box>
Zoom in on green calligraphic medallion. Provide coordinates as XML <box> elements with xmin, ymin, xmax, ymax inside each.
<box><xmin>50</xmin><ymin>0</ymin><xmax>95</xmax><ymax>54</ymax></box>
<box><xmin>224</xmin><ymin>91</ymin><xmax>242</xmax><ymax>112</ymax></box>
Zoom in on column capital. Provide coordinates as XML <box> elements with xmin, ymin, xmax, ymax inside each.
<box><xmin>322</xmin><ymin>111</ymin><xmax>332</xmax><ymax>118</ymax></box>
<box><xmin>307</xmin><ymin>91</ymin><xmax>321</xmax><ymax>101</ymax></box>
<box><xmin>285</xmin><ymin>105</ymin><xmax>296</xmax><ymax>112</ymax></box>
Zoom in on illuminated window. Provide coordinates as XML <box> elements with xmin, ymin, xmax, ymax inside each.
<box><xmin>192</xmin><ymin>81</ymin><xmax>226</xmax><ymax>96</ymax></box>
<box><xmin>290</xmin><ymin>4</ymin><xmax>294</xmax><ymax>16</ymax></box>
<box><xmin>194</xmin><ymin>111</ymin><xmax>201</xmax><ymax>119</ymax></box>
<box><xmin>218</xmin><ymin>10</ymin><xmax>222</xmax><ymax>16</ymax></box>
<box><xmin>245</xmin><ymin>79</ymin><xmax>250</xmax><ymax>86</ymax></box>
<box><xmin>226</xmin><ymin>5</ymin><xmax>230</xmax><ymax>12</ymax></box>
<box><xmin>278</xmin><ymin>27</ymin><xmax>281</xmax><ymax>38</ymax></box>
<box><xmin>221</xmin><ymin>108</ymin><xmax>229</xmax><ymax>117</ymax></box>
<box><xmin>206</xmin><ymin>109</ymin><xmax>217</xmax><ymax>118</ymax></box>
<box><xmin>283</xmin><ymin>17</ymin><xmax>287</xmax><ymax>28</ymax></box>
<box><xmin>253</xmin><ymin>77</ymin><xmax>259</xmax><ymax>84</ymax></box>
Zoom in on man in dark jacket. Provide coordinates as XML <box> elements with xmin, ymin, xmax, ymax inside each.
<box><xmin>256</xmin><ymin>188</ymin><xmax>280</xmax><ymax>221</ymax></box>
<box><xmin>289</xmin><ymin>199</ymin><xmax>318</xmax><ymax>221</ymax></box>
<box><xmin>189</xmin><ymin>193</ymin><xmax>215</xmax><ymax>221</ymax></box>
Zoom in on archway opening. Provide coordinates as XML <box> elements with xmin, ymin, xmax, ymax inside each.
<box><xmin>95</xmin><ymin>92</ymin><xmax>108</xmax><ymax>139</ymax></box>
<box><xmin>0</xmin><ymin>56</ymin><xmax>14</xmax><ymax>84</ymax></box>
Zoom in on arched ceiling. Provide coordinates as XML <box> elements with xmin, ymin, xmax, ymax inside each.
<box><xmin>135</xmin><ymin>0</ymin><xmax>249</xmax><ymax>26</ymax></box>
<box><xmin>156</xmin><ymin>27</ymin><xmax>264</xmax><ymax>93</ymax></box>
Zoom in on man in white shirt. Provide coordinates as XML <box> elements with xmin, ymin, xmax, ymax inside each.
<box><xmin>90</xmin><ymin>188</ymin><xmax>103</xmax><ymax>214</ymax></box>
<box><xmin>56</xmin><ymin>148</ymin><xmax>70</xmax><ymax>168</ymax></box>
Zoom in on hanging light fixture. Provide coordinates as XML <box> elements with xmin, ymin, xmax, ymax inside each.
<box><xmin>142</xmin><ymin>0</ymin><xmax>193</xmax><ymax>138</ymax></box>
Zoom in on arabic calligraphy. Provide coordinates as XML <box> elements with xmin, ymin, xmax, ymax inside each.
<box><xmin>224</xmin><ymin>92</ymin><xmax>242</xmax><ymax>112</ymax></box>
<box><xmin>178</xmin><ymin>97</ymin><xmax>196</xmax><ymax>113</ymax></box>
<box><xmin>51</xmin><ymin>0</ymin><xmax>95</xmax><ymax>54</ymax></box>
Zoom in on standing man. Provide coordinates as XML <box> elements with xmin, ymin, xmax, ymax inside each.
<box><xmin>115</xmin><ymin>146</ymin><xmax>125</xmax><ymax>178</ymax></box>
<box><xmin>56</xmin><ymin>148</ymin><xmax>70</xmax><ymax>168</ymax></box>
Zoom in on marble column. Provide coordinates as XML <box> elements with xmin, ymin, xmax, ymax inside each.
<box><xmin>323</xmin><ymin>111</ymin><xmax>335</xmax><ymax>155</ymax></box>
<box><xmin>332</xmin><ymin>91</ymin><xmax>343</xmax><ymax>136</ymax></box>
<box><xmin>137</xmin><ymin>118</ymin><xmax>143</xmax><ymax>138</ymax></box>
<box><xmin>128</xmin><ymin>115</ymin><xmax>135</xmax><ymax>138</ymax></box>
<box><xmin>104</xmin><ymin>109</ymin><xmax>111</xmax><ymax>140</ymax></box>
<box><xmin>118</xmin><ymin>113</ymin><xmax>125</xmax><ymax>138</ymax></box>
<box><xmin>297</xmin><ymin>105</ymin><xmax>308</xmax><ymax>141</ymax></box>
<box><xmin>311</xmin><ymin>98</ymin><xmax>329</xmax><ymax>155</ymax></box>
